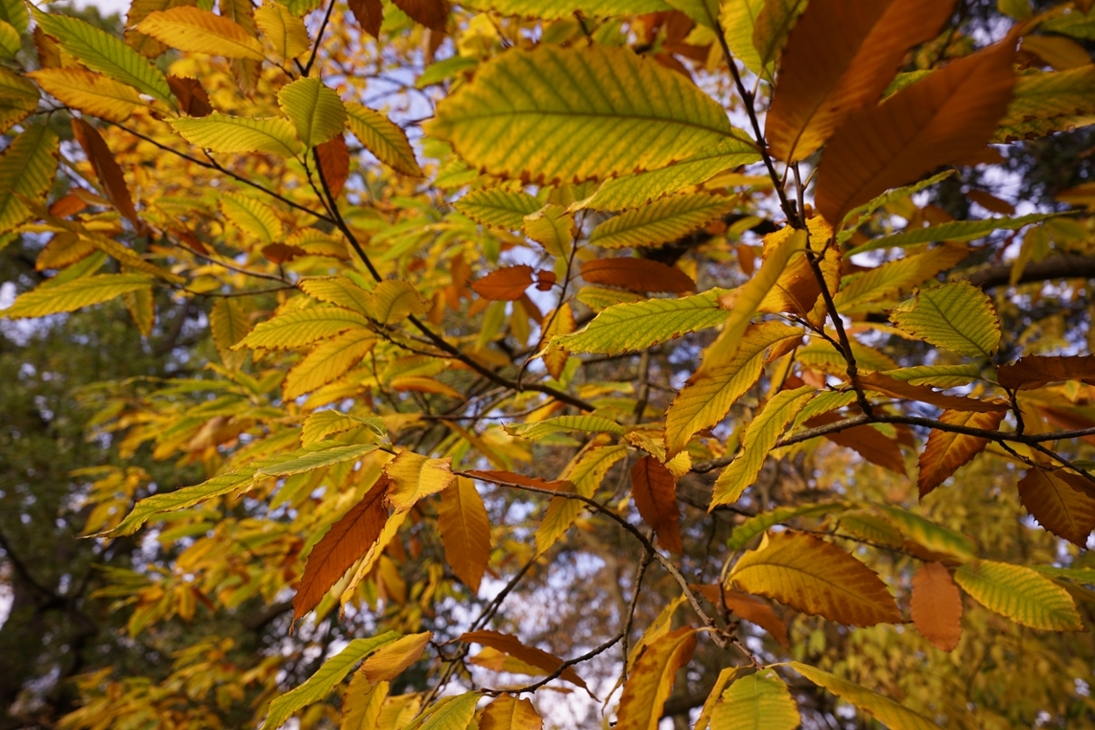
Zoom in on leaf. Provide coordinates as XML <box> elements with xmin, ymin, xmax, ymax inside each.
<box><xmin>100</xmin><ymin>468</ymin><xmax>256</xmax><ymax>537</ymax></box>
<box><xmin>261</xmin><ymin>632</ymin><xmax>399</xmax><ymax>729</ymax></box>
<box><xmin>458</xmin><ymin>0</ymin><xmax>671</xmax><ymax>19</ymax></box>
<box><xmin>890</xmin><ymin>281</ymin><xmax>1001</xmax><ymax>359</ymax></box>
<box><xmin>752</xmin><ymin>0</ymin><xmax>808</xmax><ymax>72</ymax></box>
<box><xmin>0</xmin><ymin>124</ymin><xmax>59</xmax><ymax>235</ymax></box>
<box><xmin>693</xmin><ymin>585</ymin><xmax>789</xmax><ymax>648</ymax></box>
<box><xmin>257</xmin><ymin>443</ymin><xmax>378</xmax><ymax>477</ymax></box>
<box><xmin>361</xmin><ymin>631</ymin><xmax>431</xmax><ymax>683</ymax></box>
<box><xmin>804</xmin><ymin>411</ymin><xmax>908</xmax><ymax>475</ymax></box>
<box><xmin>1017</xmin><ymin>467</ymin><xmax>1095</xmax><ymax>547</ymax></box>
<box><xmin>911</xmin><ymin>561</ymin><xmax>963</xmax><ymax>651</ymax></box>
<box><xmin>254</xmin><ymin>2</ymin><xmax>310</xmax><ymax>59</ymax></box>
<box><xmin>438</xmin><ymin>477</ymin><xmax>491</xmax><ymax>592</ymax></box>
<box><xmin>721</xmin><ymin>0</ymin><xmax>766</xmax><ymax>76</ymax></box>
<box><xmin>852</xmin><ymin>372</ymin><xmax>1007</xmax><ymax>414</ymax></box>
<box><xmin>994</xmin><ymin>66</ymin><xmax>1095</xmax><ymax>143</ymax></box>
<box><xmin>506</xmin><ymin>414</ymin><xmax>625</xmax><ymax>440</ymax></box>
<box><xmin>726</xmin><ymin>502</ymin><xmax>840</xmax><ymax>551</ymax></box>
<box><xmin>370</xmin><ymin>279</ymin><xmax>429</xmax><ymax>324</ymax></box>
<box><xmin>3</xmin><ymin>273</ymin><xmax>153</xmax><ymax>319</ymax></box>
<box><xmin>427</xmin><ymin>44</ymin><xmax>739</xmax><ymax>183</ymax></box>
<box><xmin>847</xmin><ymin>213</ymin><xmax>1060</xmax><ymax>256</ymax></box>
<box><xmin>384</xmin><ymin>451</ymin><xmax>455</xmax><ymax>512</ymax></box>
<box><xmin>237</xmin><ymin>306</ymin><xmax>370</xmax><ymax>350</ymax></box>
<box><xmin>665</xmin><ymin>321</ymin><xmax>802</xmax><ymax>458</ymax></box>
<box><xmin>765</xmin><ymin>0</ymin><xmax>956</xmax><ymax>162</ymax></box>
<box><xmin>710</xmin><ymin>670</ymin><xmax>800</xmax><ymax>730</ymax></box>
<box><xmin>709</xmin><ymin>385</ymin><xmax>816</xmax><ymax>509</ymax></box>
<box><xmin>631</xmin><ymin>456</ymin><xmax>682</xmax><ymax>553</ymax></box>
<box><xmin>316</xmin><ymin>135</ymin><xmax>350</xmax><ymax>199</ymax></box>
<box><xmin>345</xmin><ymin>102</ymin><xmax>423</xmax><ymax>176</ymax></box>
<box><xmin>278</xmin><ymin>77</ymin><xmax>347</xmax><ymax>148</ymax></box>
<box><xmin>588</xmin><ymin>193</ymin><xmax>736</xmax><ymax>249</ymax></box>
<box><xmin>997</xmin><ymin>354</ymin><xmax>1095</xmax><ymax>390</ymax></box>
<box><xmin>479</xmin><ymin>696</ymin><xmax>543</xmax><ymax>730</ymax></box>
<box><xmin>694</xmin><ymin>668</ymin><xmax>746</xmax><ymax>730</ymax></box>
<box><xmin>954</xmin><ymin>560</ymin><xmax>1083</xmax><ymax>631</ymax></box>
<box><xmin>454</xmin><ymin>189</ymin><xmax>542</xmax><ymax>229</ymax></box>
<box><xmin>348</xmin><ymin>0</ymin><xmax>383</xmax><ymax>36</ymax></box>
<box><xmin>342</xmin><ymin>673</ymin><xmax>387</xmax><ymax>730</ymax></box>
<box><xmin>553</xmin><ymin>288</ymin><xmax>728</xmax><ymax>355</ymax></box>
<box><xmin>580</xmin><ymin>258</ymin><xmax>695</xmax><ymax>294</ymax></box>
<box><xmin>614</xmin><ymin>626</ymin><xmax>696</xmax><ymax>730</ymax></box>
<box><xmin>729</xmin><ymin>531</ymin><xmax>902</xmax><ymax>626</ymax></box>
<box><xmin>788</xmin><ymin>662</ymin><xmax>940</xmax><ymax>730</ymax></box>
<box><xmin>169</xmin><ymin>113</ymin><xmax>304</xmax><ymax>156</ymax></box>
<box><xmin>540</xmin><ymin>303</ymin><xmax>574</xmax><ymax>380</ymax></box>
<box><xmin>815</xmin><ymin>32</ymin><xmax>1018</xmax><ymax>225</ymax></box>
<box><xmin>302</xmin><ymin>411</ymin><xmax>385</xmax><ymax>447</ymax></box>
<box><xmin>583</xmin><ymin>140</ymin><xmax>761</xmax><ymax>211</ymax></box>
<box><xmin>299</xmin><ymin>277</ymin><xmax>372</xmax><ymax>317</ymax></box>
<box><xmin>30</xmin><ymin>69</ymin><xmax>141</xmax><ymax>123</ymax></box>
<box><xmin>523</xmin><ymin>205</ymin><xmax>574</xmax><ymax>258</ymax></box>
<box><xmin>32</xmin><ymin>8</ymin><xmax>173</xmax><ymax>104</ymax></box>
<box><xmin>391</xmin><ymin>0</ymin><xmax>447</xmax><ymax>30</ymax></box>
<box><xmin>0</xmin><ymin>68</ymin><xmax>40</xmax><ymax>133</ymax></box>
<box><xmin>284</xmin><ymin>329</ymin><xmax>376</xmax><ymax>399</ymax></box>
<box><xmin>167</xmin><ymin>75</ymin><xmax>212</xmax><ymax>116</ymax></box>
<box><xmin>472</xmin><ymin>265</ymin><xmax>534</xmax><ymax>300</ymax></box>
<box><xmin>917</xmin><ymin>410</ymin><xmax>1005</xmax><ymax>497</ymax></box>
<box><xmin>459</xmin><ymin>630</ymin><xmax>589</xmax><ymax>691</ymax></box>
<box><xmin>832</xmin><ymin>244</ymin><xmax>970</xmax><ymax>312</ymax></box>
<box><xmin>293</xmin><ymin>477</ymin><xmax>390</xmax><ymax>620</ymax></box>
<box><xmin>876</xmin><ymin>504</ymin><xmax>977</xmax><ymax>561</ymax></box>
<box><xmin>220</xmin><ymin>193</ymin><xmax>283</xmax><ymax>244</ymax></box>
<box><xmin>136</xmin><ymin>7</ymin><xmax>266</xmax><ymax>60</ymax></box>
<box><xmin>413</xmin><ymin>692</ymin><xmax>481</xmax><ymax>730</ymax></box>
<box><xmin>71</xmin><ymin>118</ymin><xmax>138</xmax><ymax>225</ymax></box>
<box><xmin>0</xmin><ymin>0</ymin><xmax>26</xmax><ymax>34</ymax></box>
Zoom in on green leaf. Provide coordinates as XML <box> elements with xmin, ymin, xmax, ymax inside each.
<box><xmin>1034</xmin><ymin>566</ymin><xmax>1095</xmax><ymax>586</ymax></box>
<box><xmin>278</xmin><ymin>77</ymin><xmax>347</xmax><ymax>148</ymax></box>
<box><xmin>507</xmin><ymin>415</ymin><xmax>626</xmax><ymax>441</ymax></box>
<box><xmin>254</xmin><ymin>2</ymin><xmax>310</xmax><ymax>59</ymax></box>
<box><xmin>0</xmin><ymin>0</ymin><xmax>28</xmax><ymax>34</ymax></box>
<box><xmin>169</xmin><ymin>112</ymin><xmax>303</xmax><ymax>156</ymax></box>
<box><xmin>994</xmin><ymin>66</ymin><xmax>1095</xmax><ymax>143</ymax></box>
<box><xmin>454</xmin><ymin>188</ymin><xmax>542</xmax><ymax>230</ymax></box>
<box><xmin>101</xmin><ymin>468</ymin><xmax>258</xmax><ymax>536</ymax></box>
<box><xmin>710</xmin><ymin>385</ymin><xmax>815</xmax><ymax>509</ymax></box>
<box><xmin>403</xmin><ymin>692</ymin><xmax>481</xmax><ymax>730</ymax></box>
<box><xmin>345</xmin><ymin>102</ymin><xmax>423</xmax><ymax>176</ymax></box>
<box><xmin>237</xmin><ymin>305</ymin><xmax>370</xmax><ymax>350</ymax></box>
<box><xmin>721</xmin><ymin>0</ymin><xmax>767</xmax><ymax>76</ymax></box>
<box><xmin>727</xmin><ymin>503</ymin><xmax>842</xmax><ymax>551</ymax></box>
<box><xmin>664</xmin><ymin>0</ymin><xmax>719</xmax><ymax>27</ymax></box>
<box><xmin>0</xmin><ymin>19</ymin><xmax>19</xmax><ymax>59</ymax></box>
<box><xmin>890</xmin><ymin>281</ymin><xmax>1001</xmax><ymax>359</ymax></box>
<box><xmin>710</xmin><ymin>670</ymin><xmax>800</xmax><ymax>730</ymax></box>
<box><xmin>2</xmin><ymin>273</ymin><xmax>152</xmax><ymax>319</ymax></box>
<box><xmin>0</xmin><ymin>67</ymin><xmax>40</xmax><ymax>133</ymax></box>
<box><xmin>553</xmin><ymin>289</ymin><xmax>729</xmax><ymax>355</ymax></box>
<box><xmin>262</xmin><ymin>633</ymin><xmax>400</xmax><ymax>730</ymax></box>
<box><xmin>427</xmin><ymin>44</ymin><xmax>739</xmax><ymax>183</ymax></box>
<box><xmin>954</xmin><ymin>560</ymin><xmax>1084</xmax><ymax>631</ymax></box>
<box><xmin>847</xmin><ymin>213</ymin><xmax>1061</xmax><ymax>256</ymax></box>
<box><xmin>1040</xmin><ymin>10</ymin><xmax>1095</xmax><ymax>41</ymax></box>
<box><xmin>832</xmin><ymin>245</ymin><xmax>970</xmax><ymax>313</ymax></box>
<box><xmin>788</xmin><ymin>662</ymin><xmax>940</xmax><ymax>730</ymax></box>
<box><xmin>256</xmin><ymin>443</ymin><xmax>378</xmax><ymax>477</ymax></box>
<box><xmin>32</xmin><ymin>8</ymin><xmax>173</xmax><ymax>104</ymax></box>
<box><xmin>457</xmin><ymin>0</ymin><xmax>671</xmax><ymax>19</ymax></box>
<box><xmin>875</xmin><ymin>504</ymin><xmax>976</xmax><ymax>560</ymax></box>
<box><xmin>589</xmin><ymin>192</ymin><xmax>736</xmax><ymax>249</ymax></box>
<box><xmin>0</xmin><ymin>124</ymin><xmax>59</xmax><ymax>234</ymax></box>
<box><xmin>838</xmin><ymin>170</ymin><xmax>954</xmax><ymax>233</ymax></box>
<box><xmin>582</xmin><ymin>139</ymin><xmax>761</xmax><ymax>211</ymax></box>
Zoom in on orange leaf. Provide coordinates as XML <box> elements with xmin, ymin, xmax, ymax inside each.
<box><xmin>71</xmin><ymin>118</ymin><xmax>138</xmax><ymax>225</ymax></box>
<box><xmin>534</xmin><ymin>269</ymin><xmax>556</xmax><ymax>292</ymax></box>
<box><xmin>630</xmin><ymin>456</ymin><xmax>682</xmax><ymax>553</ymax></box>
<box><xmin>480</xmin><ymin>696</ymin><xmax>543</xmax><ymax>730</ymax></box>
<box><xmin>459</xmin><ymin>630</ymin><xmax>589</xmax><ymax>692</ymax></box>
<box><xmin>261</xmin><ymin>243</ymin><xmax>306</xmax><ymax>264</ymax></box>
<box><xmin>472</xmin><ymin>265</ymin><xmax>534</xmax><ymax>301</ymax></box>
<box><xmin>815</xmin><ymin>31</ymin><xmax>1018</xmax><ymax>225</ymax></box>
<box><xmin>465</xmin><ymin>469</ymin><xmax>571</xmax><ymax>491</ymax></box>
<box><xmin>166</xmin><ymin>75</ymin><xmax>212</xmax><ymax>117</ymax></box>
<box><xmin>48</xmin><ymin>194</ymin><xmax>88</xmax><ymax>218</ymax></box>
<box><xmin>579</xmin><ymin>258</ymin><xmax>695</xmax><ymax>294</ymax></box>
<box><xmin>391</xmin><ymin>0</ymin><xmax>447</xmax><ymax>30</ymax></box>
<box><xmin>1017</xmin><ymin>467</ymin><xmax>1095</xmax><ymax>547</ymax></box>
<box><xmin>693</xmin><ymin>584</ymin><xmax>789</xmax><ymax>648</ymax></box>
<box><xmin>540</xmin><ymin>303</ymin><xmax>574</xmax><ymax>380</ymax></box>
<box><xmin>910</xmin><ymin>561</ymin><xmax>962</xmax><ymax>651</ymax></box>
<box><xmin>997</xmin><ymin>354</ymin><xmax>1095</xmax><ymax>390</ymax></box>
<box><xmin>805</xmin><ymin>411</ymin><xmax>907</xmax><ymax>475</ymax></box>
<box><xmin>615</xmin><ymin>627</ymin><xmax>696</xmax><ymax>730</ymax></box>
<box><xmin>293</xmin><ymin>476</ymin><xmax>390</xmax><ymax>620</ymax></box>
<box><xmin>361</xmin><ymin>631</ymin><xmax>431</xmax><ymax>683</ymax></box>
<box><xmin>348</xmin><ymin>0</ymin><xmax>383</xmax><ymax>37</ymax></box>
<box><xmin>317</xmin><ymin>134</ymin><xmax>350</xmax><ymax>200</ymax></box>
<box><xmin>917</xmin><ymin>409</ymin><xmax>1005</xmax><ymax>497</ymax></box>
<box><xmin>766</xmin><ymin>0</ymin><xmax>956</xmax><ymax>162</ymax></box>
<box><xmin>438</xmin><ymin>477</ymin><xmax>491</xmax><ymax>592</ymax></box>
<box><xmin>854</xmin><ymin>371</ymin><xmax>1008</xmax><ymax>413</ymax></box>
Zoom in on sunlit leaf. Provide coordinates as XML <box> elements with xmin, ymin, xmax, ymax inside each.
<box><xmin>615</xmin><ymin>627</ymin><xmax>695</xmax><ymax>730</ymax></box>
<box><xmin>3</xmin><ymin>273</ymin><xmax>152</xmax><ymax>319</ymax></box>
<box><xmin>710</xmin><ymin>670</ymin><xmax>800</xmax><ymax>730</ymax></box>
<box><xmin>954</xmin><ymin>560</ymin><xmax>1083</xmax><ymax>631</ymax></box>
<box><xmin>170</xmin><ymin>113</ymin><xmax>304</xmax><ymax>156</ymax></box>
<box><xmin>346</xmin><ymin>102</ymin><xmax>423</xmax><ymax>176</ymax></box>
<box><xmin>588</xmin><ymin>193</ymin><xmax>735</xmax><ymax>249</ymax></box>
<box><xmin>438</xmin><ymin>477</ymin><xmax>491</xmax><ymax>591</ymax></box>
<box><xmin>237</xmin><ymin>305</ymin><xmax>370</xmax><ymax>350</ymax></box>
<box><xmin>384</xmin><ymin>451</ymin><xmax>455</xmax><ymax>512</ymax></box>
<box><xmin>459</xmin><ymin>630</ymin><xmax>589</xmax><ymax>691</ymax></box>
<box><xmin>136</xmin><ymin>7</ymin><xmax>266</xmax><ymax>60</ymax></box>
<box><xmin>890</xmin><ymin>281</ymin><xmax>1001</xmax><ymax>359</ymax></box>
<box><xmin>0</xmin><ymin>124</ymin><xmax>59</xmax><ymax>235</ymax></box>
<box><xmin>254</xmin><ymin>1</ymin><xmax>310</xmax><ymax>59</ymax></box>
<box><xmin>30</xmin><ymin>69</ymin><xmax>141</xmax><ymax>122</ymax></box>
<box><xmin>278</xmin><ymin>77</ymin><xmax>347</xmax><ymax>148</ymax></box>
<box><xmin>789</xmin><ymin>662</ymin><xmax>940</xmax><ymax>729</ymax></box>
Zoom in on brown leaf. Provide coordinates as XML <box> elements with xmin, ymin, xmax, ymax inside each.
<box><xmin>361</xmin><ymin>631</ymin><xmax>431</xmax><ymax>683</ymax></box>
<box><xmin>917</xmin><ymin>409</ymin><xmax>1005</xmax><ymax>497</ymax></box>
<box><xmin>391</xmin><ymin>0</ymin><xmax>448</xmax><ymax>30</ymax></box>
<box><xmin>479</xmin><ymin>696</ymin><xmax>543</xmax><ymax>730</ymax></box>
<box><xmin>459</xmin><ymin>630</ymin><xmax>589</xmax><ymax>692</ymax></box>
<box><xmin>854</xmin><ymin>371</ymin><xmax>1008</xmax><ymax>413</ymax></box>
<box><xmin>997</xmin><ymin>354</ymin><xmax>1095</xmax><ymax>390</ymax></box>
<box><xmin>437</xmin><ymin>477</ymin><xmax>491</xmax><ymax>592</ymax></box>
<box><xmin>630</xmin><ymin>456</ymin><xmax>682</xmax><ymax>553</ymax></box>
<box><xmin>348</xmin><ymin>0</ymin><xmax>383</xmax><ymax>37</ymax></box>
<box><xmin>70</xmin><ymin>118</ymin><xmax>138</xmax><ymax>225</ymax></box>
<box><xmin>693</xmin><ymin>585</ymin><xmax>789</xmax><ymax>648</ymax></box>
<box><xmin>166</xmin><ymin>75</ymin><xmax>212</xmax><ymax>117</ymax></box>
<box><xmin>293</xmin><ymin>476</ymin><xmax>390</xmax><ymax>621</ymax></box>
<box><xmin>465</xmin><ymin>469</ymin><xmax>571</xmax><ymax>491</ymax></box>
<box><xmin>766</xmin><ymin>0</ymin><xmax>956</xmax><ymax>162</ymax></box>
<box><xmin>534</xmin><ymin>269</ymin><xmax>556</xmax><ymax>292</ymax></box>
<box><xmin>966</xmin><ymin>189</ymin><xmax>1015</xmax><ymax>214</ymax></box>
<box><xmin>261</xmin><ymin>243</ymin><xmax>306</xmax><ymax>264</ymax></box>
<box><xmin>48</xmin><ymin>194</ymin><xmax>88</xmax><ymax>218</ymax></box>
<box><xmin>815</xmin><ymin>30</ymin><xmax>1018</xmax><ymax>225</ymax></box>
<box><xmin>805</xmin><ymin>411</ymin><xmax>907</xmax><ymax>475</ymax></box>
<box><xmin>580</xmin><ymin>258</ymin><xmax>696</xmax><ymax>294</ymax></box>
<box><xmin>910</xmin><ymin>561</ymin><xmax>962</xmax><ymax>651</ymax></box>
<box><xmin>316</xmin><ymin>134</ymin><xmax>350</xmax><ymax>200</ymax></box>
<box><xmin>472</xmin><ymin>265</ymin><xmax>534</xmax><ymax>301</ymax></box>
<box><xmin>1017</xmin><ymin>467</ymin><xmax>1095</xmax><ymax>547</ymax></box>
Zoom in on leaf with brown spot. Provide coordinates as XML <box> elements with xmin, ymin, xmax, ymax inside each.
<box><xmin>316</xmin><ymin>134</ymin><xmax>349</xmax><ymax>200</ymax></box>
<box><xmin>479</xmin><ymin>696</ymin><xmax>543</xmax><ymax>730</ymax></box>
<box><xmin>580</xmin><ymin>258</ymin><xmax>695</xmax><ymax>294</ymax></box>
<box><xmin>630</xmin><ymin>456</ymin><xmax>682</xmax><ymax>553</ymax></box>
<box><xmin>437</xmin><ymin>477</ymin><xmax>491</xmax><ymax>592</ymax></box>
<box><xmin>361</xmin><ymin>631</ymin><xmax>431</xmax><ymax>683</ymax></box>
<box><xmin>693</xmin><ymin>585</ymin><xmax>789</xmax><ymax>648</ymax></box>
<box><xmin>458</xmin><ymin>630</ymin><xmax>589</xmax><ymax>692</ymax></box>
<box><xmin>347</xmin><ymin>0</ymin><xmax>383</xmax><ymax>36</ymax></box>
<box><xmin>166</xmin><ymin>75</ymin><xmax>211</xmax><ymax>116</ymax></box>
<box><xmin>471</xmin><ymin>265</ymin><xmax>534</xmax><ymax>301</ymax></box>
<box><xmin>997</xmin><ymin>354</ymin><xmax>1095</xmax><ymax>390</ymax></box>
<box><xmin>917</xmin><ymin>409</ymin><xmax>1005</xmax><ymax>497</ymax></box>
<box><xmin>293</xmin><ymin>476</ymin><xmax>390</xmax><ymax>621</ymax></box>
<box><xmin>615</xmin><ymin>627</ymin><xmax>696</xmax><ymax>730</ymax></box>
<box><xmin>1017</xmin><ymin>467</ymin><xmax>1095</xmax><ymax>547</ymax></box>
<box><xmin>71</xmin><ymin>118</ymin><xmax>137</xmax><ymax>225</ymax></box>
<box><xmin>910</xmin><ymin>561</ymin><xmax>962</xmax><ymax>651</ymax></box>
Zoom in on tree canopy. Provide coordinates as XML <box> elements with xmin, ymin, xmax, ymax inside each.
<box><xmin>3</xmin><ymin>0</ymin><xmax>1095</xmax><ymax>727</ymax></box>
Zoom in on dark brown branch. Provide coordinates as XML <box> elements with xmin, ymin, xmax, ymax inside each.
<box><xmin>969</xmin><ymin>254</ymin><xmax>1095</xmax><ymax>289</ymax></box>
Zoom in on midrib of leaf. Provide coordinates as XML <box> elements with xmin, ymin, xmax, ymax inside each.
<box><xmin>919</xmin><ymin>290</ymin><xmax>993</xmax><ymax>360</ymax></box>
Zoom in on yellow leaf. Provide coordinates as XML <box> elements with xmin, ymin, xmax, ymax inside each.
<box><xmin>169</xmin><ymin>112</ymin><xmax>303</xmax><ymax>156</ymax></box>
<box><xmin>278</xmin><ymin>77</ymin><xmax>347</xmax><ymax>149</ymax></box>
<box><xmin>341</xmin><ymin>674</ymin><xmax>388</xmax><ymax>730</ymax></box>
<box><xmin>540</xmin><ymin>303</ymin><xmax>574</xmax><ymax>380</ymax></box>
<box><xmin>219</xmin><ymin>192</ymin><xmax>283</xmax><ymax>245</ymax></box>
<box><xmin>3</xmin><ymin>273</ymin><xmax>153</xmax><ymax>319</ymax></box>
<box><xmin>729</xmin><ymin>531</ymin><xmax>903</xmax><ymax>626</ymax></box>
<box><xmin>438</xmin><ymin>477</ymin><xmax>491</xmax><ymax>591</ymax></box>
<box><xmin>209</xmin><ymin>298</ymin><xmax>251</xmax><ymax>365</ymax></box>
<box><xmin>588</xmin><ymin>192</ymin><xmax>735</xmax><ymax>249</ymax></box>
<box><xmin>237</xmin><ymin>305</ymin><xmax>370</xmax><ymax>350</ymax></box>
<box><xmin>283</xmin><ymin>329</ymin><xmax>376</xmax><ymax>400</ymax></box>
<box><xmin>479</xmin><ymin>696</ymin><xmax>543</xmax><ymax>730</ymax></box>
<box><xmin>254</xmin><ymin>1</ymin><xmax>309</xmax><ymax>59</ymax></box>
<box><xmin>136</xmin><ymin>6</ymin><xmax>266</xmax><ymax>60</ymax></box>
<box><xmin>789</xmin><ymin>662</ymin><xmax>940</xmax><ymax>729</ymax></box>
<box><xmin>523</xmin><ymin>205</ymin><xmax>574</xmax><ymax>258</ymax></box>
<box><xmin>694</xmin><ymin>668</ymin><xmax>745</xmax><ymax>730</ymax></box>
<box><xmin>361</xmin><ymin>631</ymin><xmax>431</xmax><ymax>683</ymax></box>
<box><xmin>890</xmin><ymin>281</ymin><xmax>1001</xmax><ymax>359</ymax></box>
<box><xmin>346</xmin><ymin>102</ymin><xmax>424</xmax><ymax>177</ymax></box>
<box><xmin>615</xmin><ymin>627</ymin><xmax>696</xmax><ymax>730</ymax></box>
<box><xmin>370</xmin><ymin>279</ymin><xmax>429</xmax><ymax>324</ymax></box>
<box><xmin>30</xmin><ymin>69</ymin><xmax>142</xmax><ymax>122</ymax></box>
<box><xmin>710</xmin><ymin>670</ymin><xmax>800</xmax><ymax>730</ymax></box>
<box><xmin>0</xmin><ymin>124</ymin><xmax>58</xmax><ymax>235</ymax></box>
<box><xmin>384</xmin><ymin>451</ymin><xmax>454</xmax><ymax>512</ymax></box>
